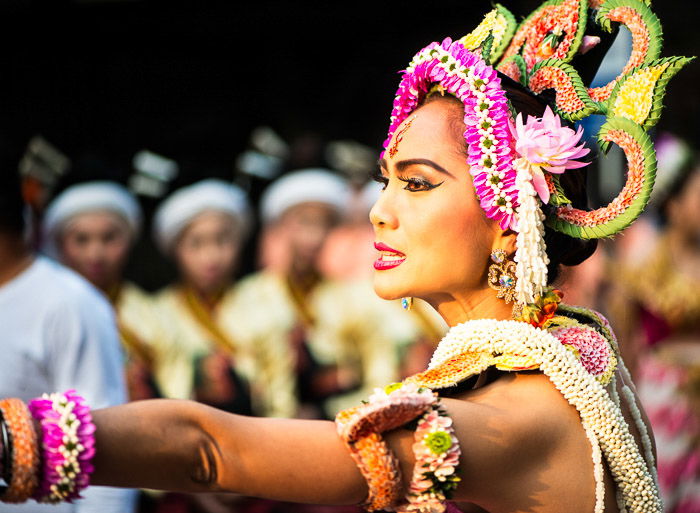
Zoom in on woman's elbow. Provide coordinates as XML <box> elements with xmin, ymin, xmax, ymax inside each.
<box><xmin>189</xmin><ymin>431</ymin><xmax>221</xmax><ymax>491</ymax></box>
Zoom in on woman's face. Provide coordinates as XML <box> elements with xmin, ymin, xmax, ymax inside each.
<box><xmin>174</xmin><ymin>211</ymin><xmax>242</xmax><ymax>294</ymax></box>
<box><xmin>59</xmin><ymin>211</ymin><xmax>132</xmax><ymax>290</ymax></box>
<box><xmin>370</xmin><ymin>98</ymin><xmax>501</xmax><ymax>303</ymax></box>
<box><xmin>279</xmin><ymin>202</ymin><xmax>339</xmax><ymax>274</ymax></box>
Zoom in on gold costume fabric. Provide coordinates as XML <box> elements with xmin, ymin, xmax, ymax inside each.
<box><xmin>151</xmin><ymin>286</ymin><xmax>267</xmax><ymax>415</ymax></box>
<box><xmin>229</xmin><ymin>272</ymin><xmax>410</xmax><ymax>418</ymax></box>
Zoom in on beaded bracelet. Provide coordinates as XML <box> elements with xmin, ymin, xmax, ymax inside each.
<box><xmin>29</xmin><ymin>390</ymin><xmax>96</xmax><ymax>503</ymax></box>
<box><xmin>0</xmin><ymin>398</ymin><xmax>40</xmax><ymax>503</ymax></box>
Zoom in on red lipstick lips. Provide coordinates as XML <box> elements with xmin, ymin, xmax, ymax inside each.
<box><xmin>374</xmin><ymin>242</ymin><xmax>406</xmax><ymax>270</ymax></box>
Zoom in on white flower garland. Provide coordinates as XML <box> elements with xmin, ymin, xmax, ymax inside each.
<box><xmin>621</xmin><ymin>384</ymin><xmax>658</xmax><ymax>485</ymax></box>
<box><xmin>429</xmin><ymin>319</ymin><xmax>661</xmax><ymax>512</ymax></box>
<box><xmin>583</xmin><ymin>423</ymin><xmax>606</xmax><ymax>513</ymax></box>
<box><xmin>513</xmin><ymin>158</ymin><xmax>549</xmax><ymax>304</ymax></box>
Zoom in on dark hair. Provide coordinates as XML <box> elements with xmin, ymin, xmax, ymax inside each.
<box><xmin>422</xmin><ymin>76</ymin><xmax>598</xmax><ymax>284</ymax></box>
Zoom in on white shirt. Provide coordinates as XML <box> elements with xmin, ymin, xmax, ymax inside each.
<box><xmin>0</xmin><ymin>256</ymin><xmax>136</xmax><ymax>513</ymax></box>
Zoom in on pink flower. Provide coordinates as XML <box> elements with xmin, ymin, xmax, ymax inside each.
<box><xmin>385</xmin><ymin>38</ymin><xmax>519</xmax><ymax>231</ymax></box>
<box><xmin>551</xmin><ymin>325</ymin><xmax>612</xmax><ymax>378</ymax></box>
<box><xmin>510</xmin><ymin>105</ymin><xmax>590</xmax><ymax>203</ymax></box>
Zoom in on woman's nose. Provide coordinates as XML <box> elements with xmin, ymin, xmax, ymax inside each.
<box><xmin>369</xmin><ymin>188</ymin><xmax>398</xmax><ymax>230</ymax></box>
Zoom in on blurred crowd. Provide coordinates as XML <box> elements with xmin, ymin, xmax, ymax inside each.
<box><xmin>558</xmin><ymin>132</ymin><xmax>700</xmax><ymax>513</ymax></box>
<box><xmin>0</xmin><ymin>132</ymin><xmax>447</xmax><ymax>513</ymax></box>
<box><xmin>0</xmin><ymin>126</ymin><xmax>698</xmax><ymax>513</ymax></box>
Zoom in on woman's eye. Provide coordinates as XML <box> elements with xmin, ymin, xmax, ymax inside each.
<box><xmin>399</xmin><ymin>176</ymin><xmax>442</xmax><ymax>192</ymax></box>
<box><xmin>370</xmin><ymin>169</ymin><xmax>389</xmax><ymax>190</ymax></box>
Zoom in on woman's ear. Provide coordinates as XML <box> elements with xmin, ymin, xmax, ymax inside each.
<box><xmin>492</xmin><ymin>229</ymin><xmax>518</xmax><ymax>257</ymax></box>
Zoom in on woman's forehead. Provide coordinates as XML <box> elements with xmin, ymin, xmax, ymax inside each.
<box><xmin>64</xmin><ymin>210</ymin><xmax>129</xmax><ymax>230</ymax></box>
<box><xmin>391</xmin><ymin>102</ymin><xmax>462</xmax><ymax>156</ymax></box>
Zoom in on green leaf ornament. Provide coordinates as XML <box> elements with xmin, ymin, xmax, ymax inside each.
<box><xmin>529</xmin><ymin>59</ymin><xmax>601</xmax><ymax>121</ymax></box>
<box><xmin>607</xmin><ymin>56</ymin><xmax>695</xmax><ymax>130</ymax></box>
<box><xmin>458</xmin><ymin>4</ymin><xmax>517</xmax><ymax>65</ymax></box>
<box><xmin>589</xmin><ymin>0</ymin><xmax>662</xmax><ymax>102</ymax></box>
<box><xmin>548</xmin><ymin>175</ymin><xmax>572</xmax><ymax>207</ymax></box>
<box><xmin>497</xmin><ymin>0</ymin><xmax>588</xmax><ymax>73</ymax></box>
<box><xmin>546</xmin><ymin>117</ymin><xmax>656</xmax><ymax>239</ymax></box>
<box><xmin>498</xmin><ymin>54</ymin><xmax>529</xmax><ymax>86</ymax></box>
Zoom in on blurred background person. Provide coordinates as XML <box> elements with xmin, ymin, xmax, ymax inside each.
<box><xmin>231</xmin><ymin>168</ymin><xmax>400</xmax><ymax>419</ymax></box>
<box><xmin>0</xmin><ymin>149</ymin><xmax>135</xmax><ymax>512</ymax></box>
<box><xmin>42</xmin><ymin>181</ymin><xmax>161</xmax><ymax>402</ymax></box>
<box><xmin>151</xmin><ymin>178</ymin><xmax>267</xmax><ymax>417</ymax></box>
<box><xmin>607</xmin><ymin>139</ymin><xmax>700</xmax><ymax>512</ymax></box>
<box><xmin>151</xmin><ymin>178</ymin><xmax>272</xmax><ymax>513</ymax></box>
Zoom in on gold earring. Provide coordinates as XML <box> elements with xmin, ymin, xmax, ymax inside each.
<box><xmin>401</xmin><ymin>297</ymin><xmax>413</xmax><ymax>311</ymax></box>
<box><xmin>487</xmin><ymin>249</ymin><xmax>517</xmax><ymax>304</ymax></box>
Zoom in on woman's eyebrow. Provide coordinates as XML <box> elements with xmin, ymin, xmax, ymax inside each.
<box><xmin>395</xmin><ymin>158</ymin><xmax>454</xmax><ymax>177</ymax></box>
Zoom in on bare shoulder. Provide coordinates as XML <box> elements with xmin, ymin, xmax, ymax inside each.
<box><xmin>447</xmin><ymin>371</ymin><xmax>583</xmax><ymax>448</ymax></box>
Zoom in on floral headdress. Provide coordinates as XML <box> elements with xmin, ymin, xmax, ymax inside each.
<box><xmin>383</xmin><ymin>0</ymin><xmax>692</xmax><ymax>306</ymax></box>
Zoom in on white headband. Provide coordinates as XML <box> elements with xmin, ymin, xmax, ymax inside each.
<box><xmin>260</xmin><ymin>168</ymin><xmax>350</xmax><ymax>223</ymax></box>
<box><xmin>42</xmin><ymin>181</ymin><xmax>142</xmax><ymax>258</ymax></box>
<box><xmin>153</xmin><ymin>179</ymin><xmax>251</xmax><ymax>254</ymax></box>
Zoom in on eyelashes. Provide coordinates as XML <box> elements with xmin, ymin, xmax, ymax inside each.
<box><xmin>370</xmin><ymin>168</ymin><xmax>444</xmax><ymax>192</ymax></box>
<box><xmin>370</xmin><ymin>168</ymin><xmax>389</xmax><ymax>190</ymax></box>
<box><xmin>398</xmin><ymin>175</ymin><xmax>444</xmax><ymax>192</ymax></box>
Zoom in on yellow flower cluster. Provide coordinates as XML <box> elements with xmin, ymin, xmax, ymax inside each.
<box><xmin>613</xmin><ymin>63</ymin><xmax>669</xmax><ymax>124</ymax></box>
<box><xmin>459</xmin><ymin>9</ymin><xmax>508</xmax><ymax>54</ymax></box>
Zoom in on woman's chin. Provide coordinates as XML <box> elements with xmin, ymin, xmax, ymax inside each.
<box><xmin>372</xmin><ymin>272</ymin><xmax>410</xmax><ymax>301</ymax></box>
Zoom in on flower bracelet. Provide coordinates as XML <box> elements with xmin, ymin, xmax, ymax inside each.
<box><xmin>28</xmin><ymin>390</ymin><xmax>96</xmax><ymax>503</ymax></box>
<box><xmin>0</xmin><ymin>391</ymin><xmax>95</xmax><ymax>505</ymax></box>
<box><xmin>336</xmin><ymin>382</ymin><xmax>461</xmax><ymax>512</ymax></box>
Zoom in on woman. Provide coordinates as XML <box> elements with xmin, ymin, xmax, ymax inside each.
<box><xmin>151</xmin><ymin>178</ymin><xmax>264</xmax><ymax>416</ymax></box>
<box><xmin>1</xmin><ymin>1</ymin><xmax>688</xmax><ymax>511</ymax></box>
<box><xmin>42</xmin><ymin>181</ymin><xmax>162</xmax><ymax>402</ymax></box>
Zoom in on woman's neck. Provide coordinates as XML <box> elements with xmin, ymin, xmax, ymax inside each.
<box><xmin>182</xmin><ymin>283</ymin><xmax>227</xmax><ymax>311</ymax></box>
<box><xmin>287</xmin><ymin>266</ymin><xmax>321</xmax><ymax>295</ymax></box>
<box><xmin>426</xmin><ymin>287</ymin><xmax>515</xmax><ymax>327</ymax></box>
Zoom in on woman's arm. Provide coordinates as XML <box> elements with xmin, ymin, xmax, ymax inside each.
<box><xmin>91</xmin><ymin>399</ymin><xmax>368</xmax><ymax>504</ymax></box>
<box><xmin>90</xmin><ymin>372</ymin><xmax>574</xmax><ymax>508</ymax></box>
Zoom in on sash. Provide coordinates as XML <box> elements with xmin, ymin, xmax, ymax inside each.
<box><xmin>180</xmin><ymin>286</ymin><xmax>237</xmax><ymax>355</ymax></box>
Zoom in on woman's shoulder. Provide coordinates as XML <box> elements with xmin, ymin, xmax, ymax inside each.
<box><xmin>119</xmin><ymin>281</ymin><xmax>153</xmax><ymax>306</ymax></box>
<box><xmin>447</xmin><ymin>370</ymin><xmax>581</xmax><ymax>441</ymax></box>
<box><xmin>381</xmin><ymin>371</ymin><xmax>598</xmax><ymax>511</ymax></box>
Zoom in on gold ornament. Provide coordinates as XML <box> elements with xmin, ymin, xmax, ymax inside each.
<box><xmin>487</xmin><ymin>249</ymin><xmax>517</xmax><ymax>304</ymax></box>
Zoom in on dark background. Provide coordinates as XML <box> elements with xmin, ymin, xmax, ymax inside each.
<box><xmin>0</xmin><ymin>0</ymin><xmax>697</xmax><ymax>181</ymax></box>
<box><xmin>0</xmin><ymin>0</ymin><xmax>696</xmax><ymax>287</ymax></box>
